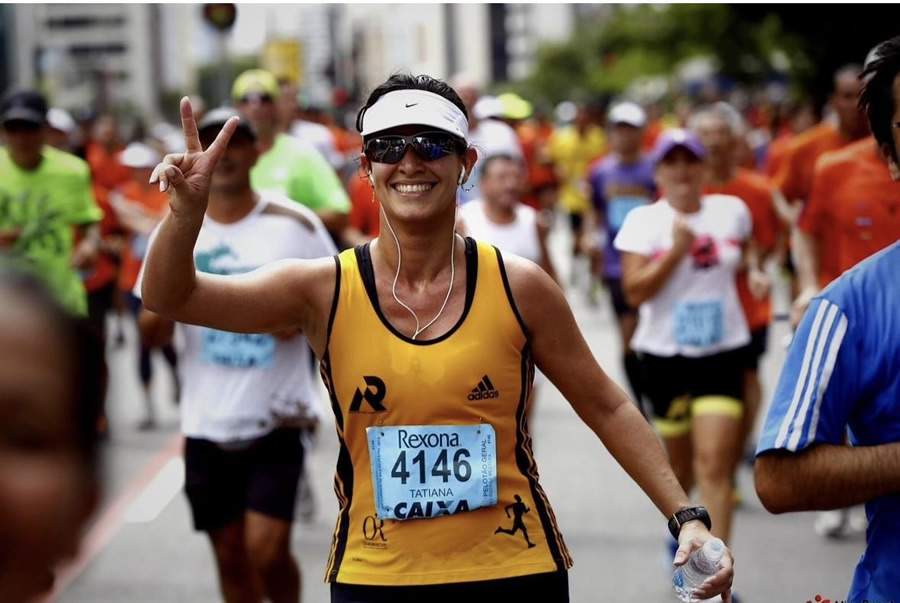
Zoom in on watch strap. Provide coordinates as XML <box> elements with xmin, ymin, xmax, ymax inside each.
<box><xmin>668</xmin><ymin>506</ymin><xmax>712</xmax><ymax>540</ymax></box>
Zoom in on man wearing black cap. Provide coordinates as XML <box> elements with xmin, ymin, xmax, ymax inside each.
<box><xmin>136</xmin><ymin>106</ymin><xmax>336</xmax><ymax>603</ymax></box>
<box><xmin>0</xmin><ymin>90</ymin><xmax>102</xmax><ymax>315</ymax></box>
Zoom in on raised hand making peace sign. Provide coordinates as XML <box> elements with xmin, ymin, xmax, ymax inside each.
<box><xmin>148</xmin><ymin>97</ymin><xmax>239</xmax><ymax>215</ymax></box>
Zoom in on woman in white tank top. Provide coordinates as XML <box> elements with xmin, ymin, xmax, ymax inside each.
<box><xmin>458</xmin><ymin>154</ymin><xmax>557</xmax><ymax>281</ymax></box>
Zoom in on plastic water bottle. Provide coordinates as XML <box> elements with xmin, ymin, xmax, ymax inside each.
<box><xmin>672</xmin><ymin>538</ymin><xmax>725</xmax><ymax>602</ymax></box>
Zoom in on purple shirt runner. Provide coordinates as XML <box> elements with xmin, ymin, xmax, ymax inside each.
<box><xmin>588</xmin><ymin>154</ymin><xmax>656</xmax><ymax>279</ymax></box>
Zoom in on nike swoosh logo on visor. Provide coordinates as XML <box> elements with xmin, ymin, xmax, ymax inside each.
<box><xmin>405</xmin><ymin>103</ymin><xmax>418</xmax><ymax>108</ymax></box>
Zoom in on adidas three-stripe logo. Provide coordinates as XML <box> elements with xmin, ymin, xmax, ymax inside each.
<box><xmin>468</xmin><ymin>375</ymin><xmax>499</xmax><ymax>400</ymax></box>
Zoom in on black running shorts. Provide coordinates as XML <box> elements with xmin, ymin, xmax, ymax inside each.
<box><xmin>183</xmin><ymin>427</ymin><xmax>304</xmax><ymax>531</ymax></box>
<box><xmin>640</xmin><ymin>348</ymin><xmax>745</xmax><ymax>438</ymax></box>
<box><xmin>330</xmin><ymin>570</ymin><xmax>569</xmax><ymax>603</ymax></box>
<box><xmin>739</xmin><ymin>326</ymin><xmax>769</xmax><ymax>371</ymax></box>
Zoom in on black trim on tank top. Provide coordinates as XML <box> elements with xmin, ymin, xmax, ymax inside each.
<box><xmin>494</xmin><ymin>246</ymin><xmax>530</xmax><ymax>340</ymax></box>
<box><xmin>325</xmin><ymin>439</ymin><xmax>353</xmax><ymax>582</ymax></box>
<box><xmin>354</xmin><ymin>236</ymin><xmax>478</xmax><ymax>346</ymax></box>
<box><xmin>514</xmin><ymin>344</ymin><xmax>571</xmax><ymax>570</ymax></box>
<box><xmin>320</xmin><ymin>352</ymin><xmax>353</xmax><ymax>582</ymax></box>
<box><xmin>325</xmin><ymin>255</ymin><xmax>341</xmax><ymax>348</ymax></box>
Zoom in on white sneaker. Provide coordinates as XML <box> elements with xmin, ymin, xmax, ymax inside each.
<box><xmin>848</xmin><ymin>507</ymin><xmax>869</xmax><ymax>534</ymax></box>
<box><xmin>814</xmin><ymin>509</ymin><xmax>849</xmax><ymax>538</ymax></box>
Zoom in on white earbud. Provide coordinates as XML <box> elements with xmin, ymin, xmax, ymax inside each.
<box><xmin>458</xmin><ymin>170</ymin><xmax>466</xmax><ymax>186</ymax></box>
<box><xmin>368</xmin><ymin>172</ymin><xmax>374</xmax><ymax>184</ymax></box>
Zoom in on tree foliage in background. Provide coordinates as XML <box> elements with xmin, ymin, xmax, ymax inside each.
<box><xmin>518</xmin><ymin>5</ymin><xmax>810</xmax><ymax>107</ymax></box>
<box><xmin>196</xmin><ymin>55</ymin><xmax>260</xmax><ymax>110</ymax></box>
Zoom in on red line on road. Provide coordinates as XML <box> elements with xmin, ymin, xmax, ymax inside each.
<box><xmin>40</xmin><ymin>434</ymin><xmax>184</xmax><ymax>602</ymax></box>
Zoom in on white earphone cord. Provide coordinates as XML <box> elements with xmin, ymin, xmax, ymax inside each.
<box><xmin>379</xmin><ymin>204</ymin><xmax>457</xmax><ymax>340</ymax></box>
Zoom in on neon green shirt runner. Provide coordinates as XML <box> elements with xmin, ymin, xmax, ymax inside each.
<box><xmin>251</xmin><ymin>134</ymin><xmax>350</xmax><ymax>213</ymax></box>
<box><xmin>0</xmin><ymin>146</ymin><xmax>102</xmax><ymax>315</ymax></box>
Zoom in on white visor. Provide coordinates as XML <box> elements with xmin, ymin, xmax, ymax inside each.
<box><xmin>361</xmin><ymin>89</ymin><xmax>468</xmax><ymax>140</ymax></box>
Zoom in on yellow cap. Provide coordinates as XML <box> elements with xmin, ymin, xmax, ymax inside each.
<box><xmin>498</xmin><ymin>93</ymin><xmax>532</xmax><ymax>121</ymax></box>
<box><xmin>231</xmin><ymin>69</ymin><xmax>279</xmax><ymax>100</ymax></box>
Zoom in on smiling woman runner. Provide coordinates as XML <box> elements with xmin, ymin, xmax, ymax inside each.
<box><xmin>142</xmin><ymin>74</ymin><xmax>735</xmax><ymax>603</ymax></box>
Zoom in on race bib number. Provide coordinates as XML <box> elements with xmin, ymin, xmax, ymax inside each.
<box><xmin>674</xmin><ymin>300</ymin><xmax>724</xmax><ymax>348</ymax></box>
<box><xmin>366</xmin><ymin>424</ymin><xmax>497</xmax><ymax>521</ymax></box>
<box><xmin>607</xmin><ymin>196</ymin><xmax>647</xmax><ymax>230</ymax></box>
<box><xmin>201</xmin><ymin>329</ymin><xmax>276</xmax><ymax>368</ymax></box>
<box><xmin>130</xmin><ymin>234</ymin><xmax>149</xmax><ymax>259</ymax></box>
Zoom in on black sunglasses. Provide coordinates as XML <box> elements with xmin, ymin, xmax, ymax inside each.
<box><xmin>363</xmin><ymin>131</ymin><xmax>466</xmax><ymax>164</ymax></box>
<box><xmin>199</xmin><ymin>127</ymin><xmax>256</xmax><ymax>151</ymax></box>
<box><xmin>3</xmin><ymin>120</ymin><xmax>42</xmax><ymax>133</ymax></box>
<box><xmin>239</xmin><ymin>93</ymin><xmax>274</xmax><ymax>104</ymax></box>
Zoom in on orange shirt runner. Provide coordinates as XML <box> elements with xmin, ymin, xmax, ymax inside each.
<box><xmin>772</xmin><ymin>120</ymin><xmax>860</xmax><ymax>284</ymax></box>
<box><xmin>347</xmin><ymin>175</ymin><xmax>380</xmax><ymax>239</ymax></box>
<box><xmin>763</xmin><ymin>133</ymin><xmax>794</xmax><ymax>180</ymax></box>
<box><xmin>80</xmin><ymin>185</ymin><xmax>122</xmax><ymax>293</ymax></box>
<box><xmin>772</xmin><ymin>121</ymin><xmax>851</xmax><ymax>202</ymax></box>
<box><xmin>83</xmin><ymin>142</ymin><xmax>132</xmax><ymax>294</ymax></box>
<box><xmin>113</xmin><ymin>180</ymin><xmax>170</xmax><ymax>292</ymax></box>
<box><xmin>86</xmin><ymin>142</ymin><xmax>131</xmax><ymax>191</ymax></box>
<box><xmin>517</xmin><ymin>121</ymin><xmax>557</xmax><ymax>210</ymax></box>
<box><xmin>705</xmin><ymin>169</ymin><xmax>781</xmax><ymax>331</ymax></box>
<box><xmin>799</xmin><ymin>137</ymin><xmax>900</xmax><ymax>285</ymax></box>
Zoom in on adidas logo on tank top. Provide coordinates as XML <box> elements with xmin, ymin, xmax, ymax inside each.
<box><xmin>468</xmin><ymin>375</ymin><xmax>500</xmax><ymax>400</ymax></box>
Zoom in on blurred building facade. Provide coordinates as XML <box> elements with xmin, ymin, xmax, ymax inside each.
<box><xmin>8</xmin><ymin>4</ymin><xmax>166</xmax><ymax>119</ymax></box>
<box><xmin>337</xmin><ymin>4</ymin><xmax>595</xmax><ymax>97</ymax></box>
<box><xmin>0</xmin><ymin>4</ymin><xmax>606</xmax><ymax>122</ymax></box>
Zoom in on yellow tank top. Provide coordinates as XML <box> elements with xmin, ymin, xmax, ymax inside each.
<box><xmin>321</xmin><ymin>238</ymin><xmax>572</xmax><ymax>586</ymax></box>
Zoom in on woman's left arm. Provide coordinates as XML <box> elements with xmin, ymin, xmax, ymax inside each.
<box><xmin>507</xmin><ymin>255</ymin><xmax>689</xmax><ymax>516</ymax></box>
<box><xmin>505</xmin><ymin>255</ymin><xmax>735</xmax><ymax>599</ymax></box>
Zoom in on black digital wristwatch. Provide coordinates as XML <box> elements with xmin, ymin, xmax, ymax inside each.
<box><xmin>668</xmin><ymin>506</ymin><xmax>712</xmax><ymax>540</ymax></box>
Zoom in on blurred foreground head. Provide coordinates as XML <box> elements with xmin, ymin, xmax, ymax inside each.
<box><xmin>0</xmin><ymin>268</ymin><xmax>105</xmax><ymax>601</ymax></box>
<box><xmin>860</xmin><ymin>35</ymin><xmax>900</xmax><ymax>179</ymax></box>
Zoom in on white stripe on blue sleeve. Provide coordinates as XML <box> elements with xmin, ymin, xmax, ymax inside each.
<box><xmin>801</xmin><ymin>312</ymin><xmax>848</xmax><ymax>448</ymax></box>
<box><xmin>775</xmin><ymin>300</ymin><xmax>848</xmax><ymax>451</ymax></box>
<box><xmin>773</xmin><ymin>301</ymin><xmax>831</xmax><ymax>448</ymax></box>
<box><xmin>784</xmin><ymin>302</ymin><xmax>840</xmax><ymax>450</ymax></box>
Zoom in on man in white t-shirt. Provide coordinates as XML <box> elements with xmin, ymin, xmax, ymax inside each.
<box><xmin>137</xmin><ymin>108</ymin><xmax>336</xmax><ymax>603</ymax></box>
<box><xmin>459</xmin><ymin>154</ymin><xmax>556</xmax><ymax>281</ymax></box>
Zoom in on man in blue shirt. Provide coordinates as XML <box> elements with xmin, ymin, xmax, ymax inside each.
<box><xmin>586</xmin><ymin>101</ymin><xmax>656</xmax><ymax>407</ymax></box>
<box><xmin>755</xmin><ymin>35</ymin><xmax>900</xmax><ymax>602</ymax></box>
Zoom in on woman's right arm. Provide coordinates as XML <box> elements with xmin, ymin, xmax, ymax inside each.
<box><xmin>620</xmin><ymin>214</ymin><xmax>694</xmax><ymax>306</ymax></box>
<box><xmin>140</xmin><ymin>98</ymin><xmax>334</xmax><ymax>353</ymax></box>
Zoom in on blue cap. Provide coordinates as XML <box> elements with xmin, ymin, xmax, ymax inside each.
<box><xmin>651</xmin><ymin>128</ymin><xmax>706</xmax><ymax>165</ymax></box>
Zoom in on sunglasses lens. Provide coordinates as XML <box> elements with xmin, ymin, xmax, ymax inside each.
<box><xmin>411</xmin><ymin>134</ymin><xmax>456</xmax><ymax>161</ymax></box>
<box><xmin>240</xmin><ymin>93</ymin><xmax>273</xmax><ymax>104</ymax></box>
<box><xmin>365</xmin><ymin>137</ymin><xmax>406</xmax><ymax>163</ymax></box>
<box><xmin>4</xmin><ymin>120</ymin><xmax>41</xmax><ymax>133</ymax></box>
<box><xmin>364</xmin><ymin>132</ymin><xmax>462</xmax><ymax>164</ymax></box>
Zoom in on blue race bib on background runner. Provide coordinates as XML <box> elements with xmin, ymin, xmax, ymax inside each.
<box><xmin>674</xmin><ymin>300</ymin><xmax>724</xmax><ymax>348</ymax></box>
<box><xmin>608</xmin><ymin>196</ymin><xmax>648</xmax><ymax>230</ymax></box>
<box><xmin>201</xmin><ymin>329</ymin><xmax>276</xmax><ymax>368</ymax></box>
